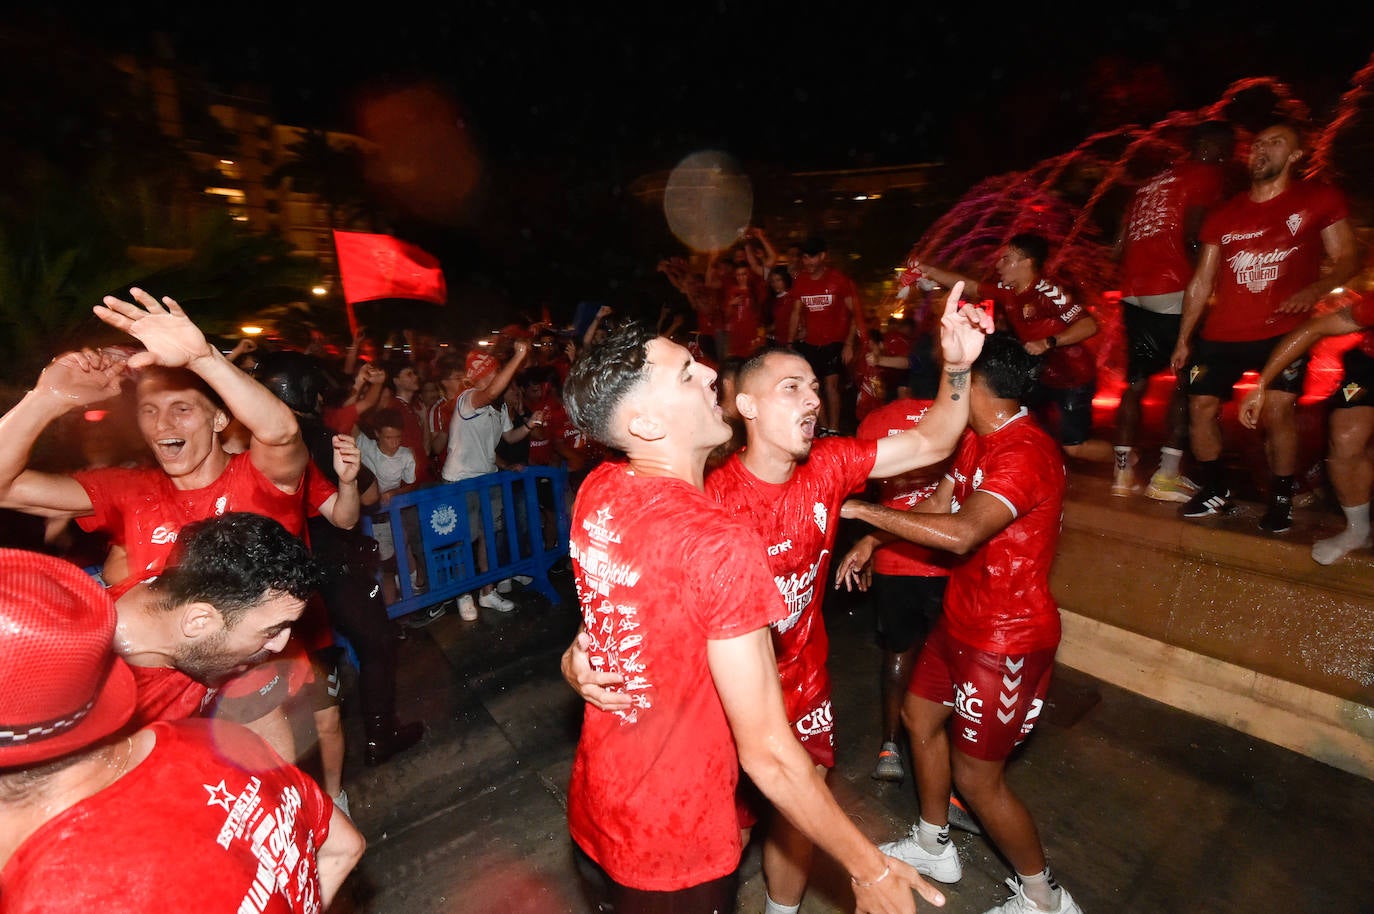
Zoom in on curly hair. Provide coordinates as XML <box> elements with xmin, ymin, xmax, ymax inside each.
<box><xmin>974</xmin><ymin>332</ymin><xmax>1042</xmax><ymax>401</ymax></box>
<box><xmin>150</xmin><ymin>513</ymin><xmax>319</xmax><ymax>629</ymax></box>
<box><xmin>563</xmin><ymin>321</ymin><xmax>656</xmax><ymax>449</ymax></box>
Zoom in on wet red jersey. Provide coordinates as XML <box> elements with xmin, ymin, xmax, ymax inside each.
<box><xmin>75</xmin><ymin>453</ymin><xmax>314</xmax><ymax>599</ymax></box>
<box><xmin>943</xmin><ymin>409</ymin><xmax>1065</xmax><ymax>653</ymax></box>
<box><xmin>567</xmin><ymin>462</ymin><xmax>784</xmax><ymax>891</ymax></box>
<box><xmin>1120</xmin><ymin>159</ymin><xmax>1230</xmax><ymax>299</ymax></box>
<box><xmin>991</xmin><ymin>280</ymin><xmax>1097</xmax><ymax>389</ymax></box>
<box><xmin>856</xmin><ymin>400</ymin><xmax>958</xmax><ymax>577</ymax></box>
<box><xmin>1200</xmin><ymin>180</ymin><xmax>1349</xmax><ymax>342</ymax></box>
<box><xmin>706</xmin><ymin>437</ymin><xmax>875</xmax><ymax>725</ymax></box>
<box><xmin>791</xmin><ymin>267</ymin><xmax>858</xmax><ymax>345</ymax></box>
<box><xmin>722</xmin><ymin>282</ymin><xmax>763</xmax><ymax>357</ymax></box>
<box><xmin>1</xmin><ymin>719</ymin><xmax>333</xmax><ymax>914</ymax></box>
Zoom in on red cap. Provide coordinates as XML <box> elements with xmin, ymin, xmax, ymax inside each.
<box><xmin>465</xmin><ymin>351</ymin><xmax>499</xmax><ymax>385</ymax></box>
<box><xmin>0</xmin><ymin>550</ymin><xmax>136</xmax><ymax>767</ymax></box>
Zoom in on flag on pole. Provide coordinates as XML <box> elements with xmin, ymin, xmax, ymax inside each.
<box><xmin>332</xmin><ymin>230</ymin><xmax>447</xmax><ymax>306</ymax></box>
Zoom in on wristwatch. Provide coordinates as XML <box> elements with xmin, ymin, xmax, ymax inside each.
<box><xmin>1046</xmin><ymin>336</ymin><xmax>1058</xmax><ymax>349</ymax></box>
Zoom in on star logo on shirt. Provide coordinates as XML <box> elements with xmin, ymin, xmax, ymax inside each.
<box><xmin>594</xmin><ymin>507</ymin><xmax>614</xmax><ymax>528</ymax></box>
<box><xmin>204</xmin><ymin>780</ymin><xmax>236</xmax><ymax>811</ymax></box>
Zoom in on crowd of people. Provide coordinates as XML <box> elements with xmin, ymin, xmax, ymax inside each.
<box><xmin>0</xmin><ymin>114</ymin><xmax>1368</xmax><ymax>913</ymax></box>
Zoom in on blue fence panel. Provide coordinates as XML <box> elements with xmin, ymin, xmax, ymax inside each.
<box><xmin>360</xmin><ymin>466</ymin><xmax>572</xmax><ymax>621</ymax></box>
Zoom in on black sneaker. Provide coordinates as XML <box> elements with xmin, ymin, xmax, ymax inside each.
<box><xmin>1258</xmin><ymin>497</ymin><xmax>1293</xmax><ymax>533</ymax></box>
<box><xmin>1180</xmin><ymin>486</ymin><xmax>1233</xmax><ymax>518</ymax></box>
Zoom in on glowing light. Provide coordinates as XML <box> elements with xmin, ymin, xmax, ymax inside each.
<box><xmin>853</xmin><ymin>194</ymin><xmax>869</xmax><ymax>201</ymax></box>
<box><xmin>219</xmin><ymin>159</ymin><xmax>235</xmax><ymax>166</ymax></box>
<box><xmin>311</xmin><ymin>285</ymin><xmax>328</xmax><ymax>297</ymax></box>
<box><xmin>83</xmin><ymin>410</ymin><xmax>108</xmax><ymax>422</ymax></box>
<box><xmin>240</xmin><ymin>325</ymin><xmax>264</xmax><ymax>336</ymax></box>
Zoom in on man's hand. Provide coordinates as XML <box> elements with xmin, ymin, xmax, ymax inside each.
<box><xmin>1238</xmin><ymin>386</ymin><xmax>1265</xmax><ymax>429</ymax></box>
<box><xmin>333</xmin><ymin>435</ymin><xmax>361</xmax><ymax>484</ymax></box>
<box><xmin>511</xmin><ymin>339</ymin><xmax>531</xmax><ymax>362</ymax></box>
<box><xmin>1169</xmin><ymin>341</ymin><xmax>1190</xmax><ymax>373</ymax></box>
<box><xmin>834</xmin><ymin>532</ymin><xmax>876</xmax><ymax>592</ymax></box>
<box><xmin>561</xmin><ymin>629</ymin><xmax>631</xmax><ymax>712</ymax></box>
<box><xmin>1274</xmin><ymin>289</ymin><xmax>1320</xmax><ymax>316</ymax></box>
<box><xmin>34</xmin><ymin>348</ymin><xmax>129</xmax><ymax>407</ymax></box>
<box><xmin>95</xmin><ymin>288</ymin><xmax>214</xmax><ymax>370</ymax></box>
<box><xmin>940</xmin><ymin>282</ymin><xmax>992</xmax><ymax>370</ymax></box>
<box><xmin>853</xmin><ymin>856</ymin><xmax>946</xmax><ymax>914</ymax></box>
<box><xmin>1023</xmin><ymin>338</ymin><xmax>1051</xmax><ymax>357</ymax></box>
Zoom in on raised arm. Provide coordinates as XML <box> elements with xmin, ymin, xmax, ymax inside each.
<box><xmin>467</xmin><ymin>340</ymin><xmax>532</xmax><ymax>410</ymax></box>
<box><xmin>0</xmin><ymin>348</ymin><xmax>125</xmax><ymax>518</ymax></box>
<box><xmin>95</xmin><ymin>289</ymin><xmax>308</xmax><ymax>491</ymax></box>
<box><xmin>709</xmin><ymin>628</ymin><xmax>945</xmax><ymax>914</ymax></box>
<box><xmin>869</xmin><ymin>284</ymin><xmax>991</xmax><ymax>479</ymax></box>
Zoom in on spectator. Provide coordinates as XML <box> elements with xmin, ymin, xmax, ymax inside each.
<box><xmin>766</xmin><ymin>265</ymin><xmax>796</xmax><ymax>346</ymax></box>
<box><xmin>358</xmin><ymin>407</ymin><xmax>425</xmax><ymax>607</ymax></box>
<box><xmin>790</xmin><ymin>234</ymin><xmax>862</xmax><ymax>435</ymax></box>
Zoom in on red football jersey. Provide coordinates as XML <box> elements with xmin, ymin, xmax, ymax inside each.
<box><xmin>791</xmin><ymin>267</ymin><xmax>858</xmax><ymax>345</ymax></box>
<box><xmin>991</xmin><ymin>280</ymin><xmax>1097</xmax><ymax>389</ymax></box>
<box><xmin>1119</xmin><ymin>159</ymin><xmax>1229</xmax><ymax>299</ymax></box>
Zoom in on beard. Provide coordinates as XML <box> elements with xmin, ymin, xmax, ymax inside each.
<box><xmin>176</xmin><ymin>631</ymin><xmax>272</xmax><ymax>686</ymax></box>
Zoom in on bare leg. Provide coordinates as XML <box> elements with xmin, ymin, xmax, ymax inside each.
<box><xmin>1328</xmin><ymin>408</ymin><xmax>1374</xmax><ymax>507</ymax></box>
<box><xmin>314</xmin><ymin>705</ymin><xmax>346</xmax><ymax>798</ymax></box>
<box><xmin>903</xmin><ymin>694</ymin><xmax>955</xmax><ymax>827</ymax></box>
<box><xmin>1260</xmin><ymin>391</ymin><xmax>1299</xmax><ymax>477</ymax></box>
<box><xmin>950</xmin><ymin>750</ymin><xmax>1047</xmax><ymax>877</ymax></box>
<box><xmin>881</xmin><ymin>647</ymin><xmax>920</xmax><ymax>745</ymax></box>
<box><xmin>1189</xmin><ymin>395</ymin><xmax>1223</xmax><ymax>462</ymax></box>
<box><xmin>761</xmin><ymin>764</ymin><xmax>826</xmax><ymax>907</ymax></box>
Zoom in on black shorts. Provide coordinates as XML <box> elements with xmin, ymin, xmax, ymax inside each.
<box><xmin>794</xmin><ymin>341</ymin><xmax>845</xmax><ymax>379</ymax></box>
<box><xmin>1186</xmin><ymin>336</ymin><xmax>1308</xmax><ymax>401</ymax></box>
<box><xmin>1027</xmin><ymin>383</ymin><xmax>1096</xmax><ymax>446</ymax></box>
<box><xmin>1329</xmin><ymin>347</ymin><xmax>1374</xmax><ymax>410</ymax></box>
<box><xmin>1124</xmin><ymin>305</ymin><xmax>1183</xmax><ymax>384</ymax></box>
<box><xmin>871</xmin><ymin>573</ymin><xmax>947</xmax><ymax>653</ymax></box>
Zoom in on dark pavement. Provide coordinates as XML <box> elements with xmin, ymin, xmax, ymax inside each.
<box><xmin>322</xmin><ymin>551</ymin><xmax>1374</xmax><ymax>914</ymax></box>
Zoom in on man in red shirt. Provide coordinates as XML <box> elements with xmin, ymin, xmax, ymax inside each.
<box><xmin>0</xmin><ymin>548</ymin><xmax>365</xmax><ymax>913</ymax></box>
<box><xmin>1112</xmin><ymin>120</ymin><xmax>1236</xmax><ymax>501</ymax></box>
<box><xmin>840</xmin><ymin>333</ymin><xmax>1084</xmax><ymax>914</ymax></box>
<box><xmin>914</xmin><ymin>234</ymin><xmax>1114</xmax><ymax>464</ymax></box>
<box><xmin>377</xmin><ymin>362</ymin><xmax>433</xmax><ymax>484</ymax></box>
<box><xmin>1170</xmin><ymin>120</ymin><xmax>1359</xmax><ymax>532</ymax></box>
<box><xmin>558</xmin><ymin>322</ymin><xmax>946</xmax><ymax>914</ymax></box>
<box><xmin>723</xmin><ymin>261</ymin><xmax>765</xmax><ymax>358</ymax></box>
<box><xmin>0</xmin><ymin>288</ymin><xmax>326</xmax><ymax>598</ymax></box>
<box><xmin>1239</xmin><ymin>290</ymin><xmax>1374</xmax><ymax>564</ymax></box>
<box><xmin>790</xmin><ymin>235</ymin><xmax>862</xmax><ymax>435</ymax></box>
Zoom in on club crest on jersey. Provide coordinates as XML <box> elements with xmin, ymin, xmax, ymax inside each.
<box><xmin>1286</xmin><ymin>213</ymin><xmax>1303</xmax><ymax>235</ymax></box>
<box><xmin>214</xmin><ymin>495</ymin><xmax>228</xmax><ymax>516</ymax></box>
<box><xmin>812</xmin><ymin>501</ymin><xmax>827</xmax><ymax>534</ymax></box>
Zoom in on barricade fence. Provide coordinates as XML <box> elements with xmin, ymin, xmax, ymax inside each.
<box><xmin>360</xmin><ymin>466</ymin><xmax>572</xmax><ymax>621</ymax></box>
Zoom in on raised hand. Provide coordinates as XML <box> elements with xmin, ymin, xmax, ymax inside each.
<box><xmin>332</xmin><ymin>434</ymin><xmax>361</xmax><ymax>484</ymax></box>
<box><xmin>939</xmin><ymin>281</ymin><xmax>992</xmax><ymax>370</ymax></box>
<box><xmin>95</xmin><ymin>288</ymin><xmax>213</xmax><ymax>370</ymax></box>
<box><xmin>34</xmin><ymin>347</ymin><xmax>130</xmax><ymax>406</ymax></box>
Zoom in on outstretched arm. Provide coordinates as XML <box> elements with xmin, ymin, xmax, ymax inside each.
<box><xmin>467</xmin><ymin>340</ymin><xmax>532</xmax><ymax>411</ymax></box>
<box><xmin>95</xmin><ymin>289</ymin><xmax>308</xmax><ymax>491</ymax></box>
<box><xmin>0</xmin><ymin>348</ymin><xmax>125</xmax><ymax>518</ymax></box>
<box><xmin>1239</xmin><ymin>307</ymin><xmax>1363</xmax><ymax>428</ymax></box>
<box><xmin>1275</xmin><ymin>219</ymin><xmax>1360</xmax><ymax>315</ymax></box>
<box><xmin>710</xmin><ymin>629</ymin><xmax>945</xmax><ymax>914</ymax></box>
<box><xmin>842</xmin><ymin>487</ymin><xmax>1012</xmax><ymax>557</ymax></box>
<box><xmin>869</xmin><ymin>284</ymin><xmax>991</xmax><ymax>479</ymax></box>
<box><xmin>911</xmin><ymin>260</ymin><xmax>983</xmax><ymax>301</ymax></box>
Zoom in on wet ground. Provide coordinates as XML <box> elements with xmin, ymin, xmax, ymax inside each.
<box><xmin>324</xmin><ymin>534</ymin><xmax>1374</xmax><ymax>914</ymax></box>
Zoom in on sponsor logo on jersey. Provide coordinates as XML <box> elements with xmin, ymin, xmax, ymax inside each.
<box><xmin>150</xmin><ymin>524</ymin><xmax>179</xmax><ymax>545</ymax></box>
<box><xmin>793</xmin><ymin>699</ymin><xmax>834</xmax><ymax>738</ymax></box>
<box><xmin>954</xmin><ymin>680</ymin><xmax>983</xmax><ymax>723</ymax></box>
<box><xmin>768</xmin><ymin>538</ymin><xmax>793</xmax><ymax>556</ymax></box>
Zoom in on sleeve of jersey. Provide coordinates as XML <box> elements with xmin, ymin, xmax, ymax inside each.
<box><xmin>974</xmin><ymin>435</ymin><xmax>1058</xmax><ymax>519</ymax></box>
<box><xmin>836</xmin><ymin>437</ymin><xmax>878</xmax><ymax>495</ymax></box>
<box><xmin>305</xmin><ymin>463</ymin><xmax>337</xmax><ymax>514</ymax></box>
<box><xmin>694</xmin><ymin>520</ymin><xmax>788</xmax><ymax>636</ymax></box>
<box><xmin>72</xmin><ymin>466</ymin><xmax>130</xmax><ymax>535</ymax></box>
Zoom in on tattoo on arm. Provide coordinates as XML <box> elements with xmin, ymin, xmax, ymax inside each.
<box><xmin>947</xmin><ymin>368</ymin><xmax>969</xmax><ymax>401</ymax></box>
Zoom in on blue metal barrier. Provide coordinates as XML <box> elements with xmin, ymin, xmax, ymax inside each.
<box><xmin>360</xmin><ymin>466</ymin><xmax>571</xmax><ymax>621</ymax></box>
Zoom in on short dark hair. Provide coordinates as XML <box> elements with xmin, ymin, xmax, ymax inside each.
<box><xmin>800</xmin><ymin>235</ymin><xmax>827</xmax><ymax>256</ymax></box>
<box><xmin>151</xmin><ymin>513</ymin><xmax>319</xmax><ymax>629</ymax></box>
<box><xmin>768</xmin><ymin>265</ymin><xmax>792</xmax><ymax>289</ymax></box>
<box><xmin>563</xmin><ymin>321</ymin><xmax>656</xmax><ymax>449</ymax></box>
<box><xmin>1262</xmin><ymin>118</ymin><xmax>1308</xmax><ymax>152</ymax></box>
<box><xmin>737</xmin><ymin>345</ymin><xmax>805</xmax><ymax>392</ymax></box>
<box><xmin>370</xmin><ymin>407</ymin><xmax>406</xmax><ymax>433</ymax></box>
<box><xmin>973</xmin><ymin>332</ymin><xmax>1041</xmax><ymax>401</ymax></box>
<box><xmin>1007</xmin><ymin>233</ymin><xmax>1050</xmax><ymax>271</ymax></box>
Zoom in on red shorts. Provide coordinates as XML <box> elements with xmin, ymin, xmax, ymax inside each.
<box><xmin>908</xmin><ymin>625</ymin><xmax>1056</xmax><ymax>761</ymax></box>
<box><xmin>791</xmin><ymin>695</ymin><xmax>835</xmax><ymax>769</ymax></box>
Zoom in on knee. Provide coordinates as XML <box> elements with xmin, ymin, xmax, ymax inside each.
<box><xmin>1189</xmin><ymin>397</ymin><xmax>1220</xmax><ymax>422</ymax></box>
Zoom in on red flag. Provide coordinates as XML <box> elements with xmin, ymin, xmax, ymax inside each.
<box><xmin>332</xmin><ymin>230</ymin><xmax>447</xmax><ymax>306</ymax></box>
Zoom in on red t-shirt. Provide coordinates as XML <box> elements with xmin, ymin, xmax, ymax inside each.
<box><xmin>771</xmin><ymin>291</ymin><xmax>796</xmax><ymax>344</ymax></box>
<box><xmin>130</xmin><ymin>665</ymin><xmax>215</xmax><ymax>726</ymax></box>
<box><xmin>856</xmin><ymin>400</ymin><xmax>956</xmax><ymax>577</ymax></box>
<box><xmin>1200</xmin><ymin>180</ymin><xmax>1350</xmax><ymax>342</ymax></box>
<box><xmin>942</xmin><ymin>410</ymin><xmax>1065</xmax><ymax>653</ymax></box>
<box><xmin>321</xmin><ymin>402</ymin><xmax>358</xmax><ymax>436</ymax></box>
<box><xmin>0</xmin><ymin>719</ymin><xmax>333</xmax><ymax>914</ymax></box>
<box><xmin>567</xmin><ymin>461</ymin><xmax>784</xmax><ymax>891</ymax></box>
<box><xmin>389</xmin><ymin>395</ymin><xmax>432</xmax><ymax>483</ymax></box>
<box><xmin>706</xmin><ymin>438</ymin><xmax>875</xmax><ymax>725</ymax></box>
<box><xmin>1119</xmin><ymin>159</ymin><xmax>1229</xmax><ymax>298</ymax></box>
<box><xmin>791</xmin><ymin>267</ymin><xmax>858</xmax><ymax>346</ymax></box>
<box><xmin>722</xmin><ymin>283</ymin><xmax>763</xmax><ymax>357</ymax></box>
<box><xmin>74</xmin><ymin>453</ymin><xmax>314</xmax><ymax>599</ymax></box>
<box><xmin>991</xmin><ymin>280</ymin><xmax>1097</xmax><ymax>389</ymax></box>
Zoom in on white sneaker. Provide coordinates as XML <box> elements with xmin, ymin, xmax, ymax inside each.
<box><xmin>332</xmin><ymin>790</ymin><xmax>351</xmax><ymax>818</ymax></box>
<box><xmin>478</xmin><ymin>590</ymin><xmax>516</xmax><ymax>613</ymax></box>
<box><xmin>983</xmin><ymin>878</ymin><xmax>1083</xmax><ymax>914</ymax></box>
<box><xmin>457</xmin><ymin>594</ymin><xmax>478</xmax><ymax>621</ymax></box>
<box><xmin>878</xmin><ymin>825</ymin><xmax>961</xmax><ymax>883</ymax></box>
<box><xmin>513</xmin><ymin>574</ymin><xmax>534</xmax><ymax>585</ymax></box>
<box><xmin>496</xmin><ymin>578</ymin><xmax>514</xmax><ymax>594</ymax></box>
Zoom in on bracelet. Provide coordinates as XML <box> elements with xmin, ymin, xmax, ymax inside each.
<box><xmin>1047</xmin><ymin>336</ymin><xmax>1058</xmax><ymax>349</ymax></box>
<box><xmin>851</xmin><ymin>863</ymin><xmax>891</xmax><ymax>888</ymax></box>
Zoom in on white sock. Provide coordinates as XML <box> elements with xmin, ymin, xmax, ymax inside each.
<box><xmin>1312</xmin><ymin>503</ymin><xmax>1372</xmax><ymax>565</ymax></box>
<box><xmin>1159</xmin><ymin>447</ymin><xmax>1183</xmax><ymax>477</ymax></box>
<box><xmin>763</xmin><ymin>896</ymin><xmax>801</xmax><ymax>914</ymax></box>
<box><xmin>1113</xmin><ymin>446</ymin><xmax>1133</xmax><ymax>472</ymax></box>
<box><xmin>916</xmin><ymin>817</ymin><xmax>949</xmax><ymax>855</ymax></box>
<box><xmin>1017</xmin><ymin>868</ymin><xmax>1062</xmax><ymax>911</ymax></box>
